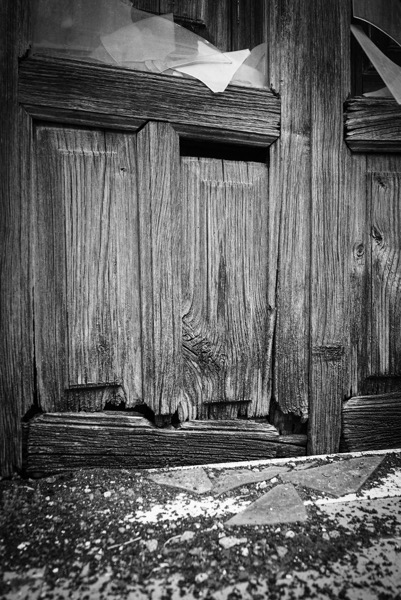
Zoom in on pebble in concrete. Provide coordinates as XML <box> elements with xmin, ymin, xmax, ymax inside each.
<box><xmin>281</xmin><ymin>455</ymin><xmax>384</xmax><ymax>497</ymax></box>
<box><xmin>212</xmin><ymin>466</ymin><xmax>289</xmax><ymax>496</ymax></box>
<box><xmin>225</xmin><ymin>483</ymin><xmax>307</xmax><ymax>526</ymax></box>
<box><xmin>148</xmin><ymin>468</ymin><xmax>213</xmax><ymax>494</ymax></box>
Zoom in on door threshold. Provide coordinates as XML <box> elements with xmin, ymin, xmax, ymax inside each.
<box><xmin>22</xmin><ymin>412</ymin><xmax>307</xmax><ymax>477</ymax></box>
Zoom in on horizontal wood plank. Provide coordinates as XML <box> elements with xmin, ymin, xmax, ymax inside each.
<box><xmin>345</xmin><ymin>97</ymin><xmax>401</xmax><ymax>152</ymax></box>
<box><xmin>19</xmin><ymin>57</ymin><xmax>280</xmax><ymax>147</ymax></box>
<box><xmin>341</xmin><ymin>392</ymin><xmax>401</xmax><ymax>451</ymax></box>
<box><xmin>22</xmin><ymin>413</ymin><xmax>305</xmax><ymax>476</ymax></box>
<box><xmin>180</xmin><ymin>419</ymin><xmax>279</xmax><ymax>436</ymax></box>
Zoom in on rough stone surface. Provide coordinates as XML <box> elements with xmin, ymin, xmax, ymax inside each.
<box><xmin>2</xmin><ymin>451</ymin><xmax>401</xmax><ymax>600</ymax></box>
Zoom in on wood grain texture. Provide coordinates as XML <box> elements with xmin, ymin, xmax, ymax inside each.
<box><xmin>369</xmin><ymin>172</ymin><xmax>401</xmax><ymax>376</ymax></box>
<box><xmin>180</xmin><ymin>158</ymin><xmax>271</xmax><ymax>419</ymax></box>
<box><xmin>137</xmin><ymin>122</ymin><xmax>182</xmax><ymax>416</ymax></box>
<box><xmin>179</xmin><ymin>419</ymin><xmax>279</xmax><ymax>436</ymax></box>
<box><xmin>309</xmin><ymin>0</ymin><xmax>352</xmax><ymax>454</ymax></box>
<box><xmin>0</xmin><ymin>0</ymin><xmax>35</xmax><ymax>476</ymax></box>
<box><xmin>347</xmin><ymin>152</ymin><xmax>368</xmax><ymax>398</ymax></box>
<box><xmin>341</xmin><ymin>392</ymin><xmax>401</xmax><ymax>451</ymax></box>
<box><xmin>267</xmin><ymin>0</ymin><xmax>311</xmax><ymax>424</ymax></box>
<box><xmin>18</xmin><ymin>57</ymin><xmax>280</xmax><ymax>148</ymax></box>
<box><xmin>34</xmin><ymin>127</ymin><xmax>142</xmax><ymax>410</ymax></box>
<box><xmin>345</xmin><ymin>98</ymin><xmax>401</xmax><ymax>153</ymax></box>
<box><xmin>22</xmin><ymin>413</ymin><xmax>306</xmax><ymax>476</ymax></box>
<box><xmin>132</xmin><ymin>0</ymin><xmax>207</xmax><ymax>23</ymax></box>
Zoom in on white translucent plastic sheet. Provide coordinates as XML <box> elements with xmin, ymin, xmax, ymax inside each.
<box><xmin>351</xmin><ymin>25</ymin><xmax>401</xmax><ymax>104</ymax></box>
<box><xmin>353</xmin><ymin>0</ymin><xmax>401</xmax><ymax>47</ymax></box>
<box><xmin>32</xmin><ymin>0</ymin><xmax>267</xmax><ymax>93</ymax></box>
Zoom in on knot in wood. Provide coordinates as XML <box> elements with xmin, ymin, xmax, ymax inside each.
<box><xmin>371</xmin><ymin>225</ymin><xmax>383</xmax><ymax>245</ymax></box>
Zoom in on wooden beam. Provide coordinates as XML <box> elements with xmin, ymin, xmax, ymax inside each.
<box><xmin>136</xmin><ymin>122</ymin><xmax>182</xmax><ymax>416</ymax></box>
<box><xmin>19</xmin><ymin>56</ymin><xmax>280</xmax><ymax>148</ymax></box>
<box><xmin>309</xmin><ymin>0</ymin><xmax>353</xmax><ymax>454</ymax></box>
<box><xmin>267</xmin><ymin>0</ymin><xmax>311</xmax><ymax>426</ymax></box>
<box><xmin>341</xmin><ymin>392</ymin><xmax>401</xmax><ymax>451</ymax></box>
<box><xmin>0</xmin><ymin>0</ymin><xmax>34</xmax><ymax>476</ymax></box>
<box><xmin>345</xmin><ymin>98</ymin><xmax>401</xmax><ymax>153</ymax></box>
<box><xmin>22</xmin><ymin>413</ymin><xmax>306</xmax><ymax>476</ymax></box>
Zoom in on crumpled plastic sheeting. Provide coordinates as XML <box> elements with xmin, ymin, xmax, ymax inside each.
<box><xmin>32</xmin><ymin>0</ymin><xmax>267</xmax><ymax>93</ymax></box>
<box><xmin>351</xmin><ymin>25</ymin><xmax>401</xmax><ymax>104</ymax></box>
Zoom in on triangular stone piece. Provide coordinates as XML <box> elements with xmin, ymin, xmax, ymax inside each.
<box><xmin>225</xmin><ymin>483</ymin><xmax>307</xmax><ymax>526</ymax></box>
<box><xmin>281</xmin><ymin>455</ymin><xmax>384</xmax><ymax>497</ymax></box>
<box><xmin>213</xmin><ymin>466</ymin><xmax>289</xmax><ymax>496</ymax></box>
<box><xmin>148</xmin><ymin>468</ymin><xmax>213</xmax><ymax>494</ymax></box>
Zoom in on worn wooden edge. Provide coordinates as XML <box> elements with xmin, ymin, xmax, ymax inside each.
<box><xmin>18</xmin><ymin>56</ymin><xmax>281</xmax><ymax>147</ymax></box>
<box><xmin>341</xmin><ymin>392</ymin><xmax>401</xmax><ymax>452</ymax></box>
<box><xmin>179</xmin><ymin>419</ymin><xmax>280</xmax><ymax>437</ymax></box>
<box><xmin>22</xmin><ymin>413</ymin><xmax>306</xmax><ymax>475</ymax></box>
<box><xmin>344</xmin><ymin>97</ymin><xmax>401</xmax><ymax>153</ymax></box>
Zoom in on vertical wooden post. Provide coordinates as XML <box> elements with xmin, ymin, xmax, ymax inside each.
<box><xmin>309</xmin><ymin>0</ymin><xmax>353</xmax><ymax>454</ymax></box>
<box><xmin>0</xmin><ymin>0</ymin><xmax>34</xmax><ymax>476</ymax></box>
<box><xmin>136</xmin><ymin>122</ymin><xmax>182</xmax><ymax>417</ymax></box>
<box><xmin>268</xmin><ymin>0</ymin><xmax>311</xmax><ymax>428</ymax></box>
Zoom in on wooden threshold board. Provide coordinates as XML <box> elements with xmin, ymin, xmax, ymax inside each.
<box><xmin>22</xmin><ymin>413</ymin><xmax>306</xmax><ymax>476</ymax></box>
<box><xmin>341</xmin><ymin>392</ymin><xmax>401</xmax><ymax>452</ymax></box>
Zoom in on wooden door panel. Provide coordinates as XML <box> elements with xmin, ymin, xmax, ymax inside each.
<box><xmin>180</xmin><ymin>157</ymin><xmax>270</xmax><ymax>420</ymax></box>
<box><xmin>369</xmin><ymin>171</ymin><xmax>401</xmax><ymax>376</ymax></box>
<box><xmin>35</xmin><ymin>126</ymin><xmax>142</xmax><ymax>410</ymax></box>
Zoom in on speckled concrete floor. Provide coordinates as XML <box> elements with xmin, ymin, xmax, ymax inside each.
<box><xmin>1</xmin><ymin>449</ymin><xmax>401</xmax><ymax>599</ymax></box>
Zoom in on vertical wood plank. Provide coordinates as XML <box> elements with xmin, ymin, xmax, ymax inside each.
<box><xmin>0</xmin><ymin>0</ymin><xmax>35</xmax><ymax>475</ymax></box>
<box><xmin>234</xmin><ymin>0</ymin><xmax>265</xmax><ymax>52</ymax></box>
<box><xmin>180</xmin><ymin>158</ymin><xmax>270</xmax><ymax>420</ymax></box>
<box><xmin>369</xmin><ymin>171</ymin><xmax>401</xmax><ymax>376</ymax></box>
<box><xmin>34</xmin><ymin>127</ymin><xmax>69</xmax><ymax>410</ymax></box>
<box><xmin>107</xmin><ymin>131</ymin><xmax>143</xmax><ymax>405</ymax></box>
<box><xmin>136</xmin><ymin>122</ymin><xmax>182</xmax><ymax>416</ymax></box>
<box><xmin>206</xmin><ymin>0</ymin><xmax>233</xmax><ymax>51</ymax></box>
<box><xmin>268</xmin><ymin>0</ymin><xmax>311</xmax><ymax>428</ymax></box>
<box><xmin>35</xmin><ymin>127</ymin><xmax>142</xmax><ymax>410</ymax></box>
<box><xmin>309</xmin><ymin>0</ymin><xmax>352</xmax><ymax>454</ymax></box>
<box><xmin>347</xmin><ymin>153</ymin><xmax>368</xmax><ymax>398</ymax></box>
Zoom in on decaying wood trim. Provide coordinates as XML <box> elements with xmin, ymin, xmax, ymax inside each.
<box><xmin>0</xmin><ymin>0</ymin><xmax>35</xmax><ymax>476</ymax></box>
<box><xmin>18</xmin><ymin>57</ymin><xmax>280</xmax><ymax>148</ymax></box>
<box><xmin>345</xmin><ymin>98</ymin><xmax>401</xmax><ymax>152</ymax></box>
<box><xmin>22</xmin><ymin>413</ymin><xmax>306</xmax><ymax>476</ymax></box>
<box><xmin>341</xmin><ymin>392</ymin><xmax>401</xmax><ymax>451</ymax></box>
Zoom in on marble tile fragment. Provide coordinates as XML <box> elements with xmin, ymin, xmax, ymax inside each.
<box><xmin>148</xmin><ymin>468</ymin><xmax>213</xmax><ymax>494</ymax></box>
<box><xmin>212</xmin><ymin>466</ymin><xmax>289</xmax><ymax>496</ymax></box>
<box><xmin>281</xmin><ymin>455</ymin><xmax>384</xmax><ymax>497</ymax></box>
<box><xmin>225</xmin><ymin>483</ymin><xmax>307</xmax><ymax>526</ymax></box>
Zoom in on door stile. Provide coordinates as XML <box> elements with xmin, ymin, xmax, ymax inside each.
<box><xmin>136</xmin><ymin>121</ymin><xmax>183</xmax><ymax>418</ymax></box>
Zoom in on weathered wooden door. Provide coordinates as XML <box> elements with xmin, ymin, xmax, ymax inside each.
<box><xmin>33</xmin><ymin>121</ymin><xmax>272</xmax><ymax>422</ymax></box>
<box><xmin>23</xmin><ymin>0</ymin><xmax>279</xmax><ymax>428</ymax></box>
<box><xmin>5</xmin><ymin>0</ymin><xmax>401</xmax><ymax>476</ymax></box>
